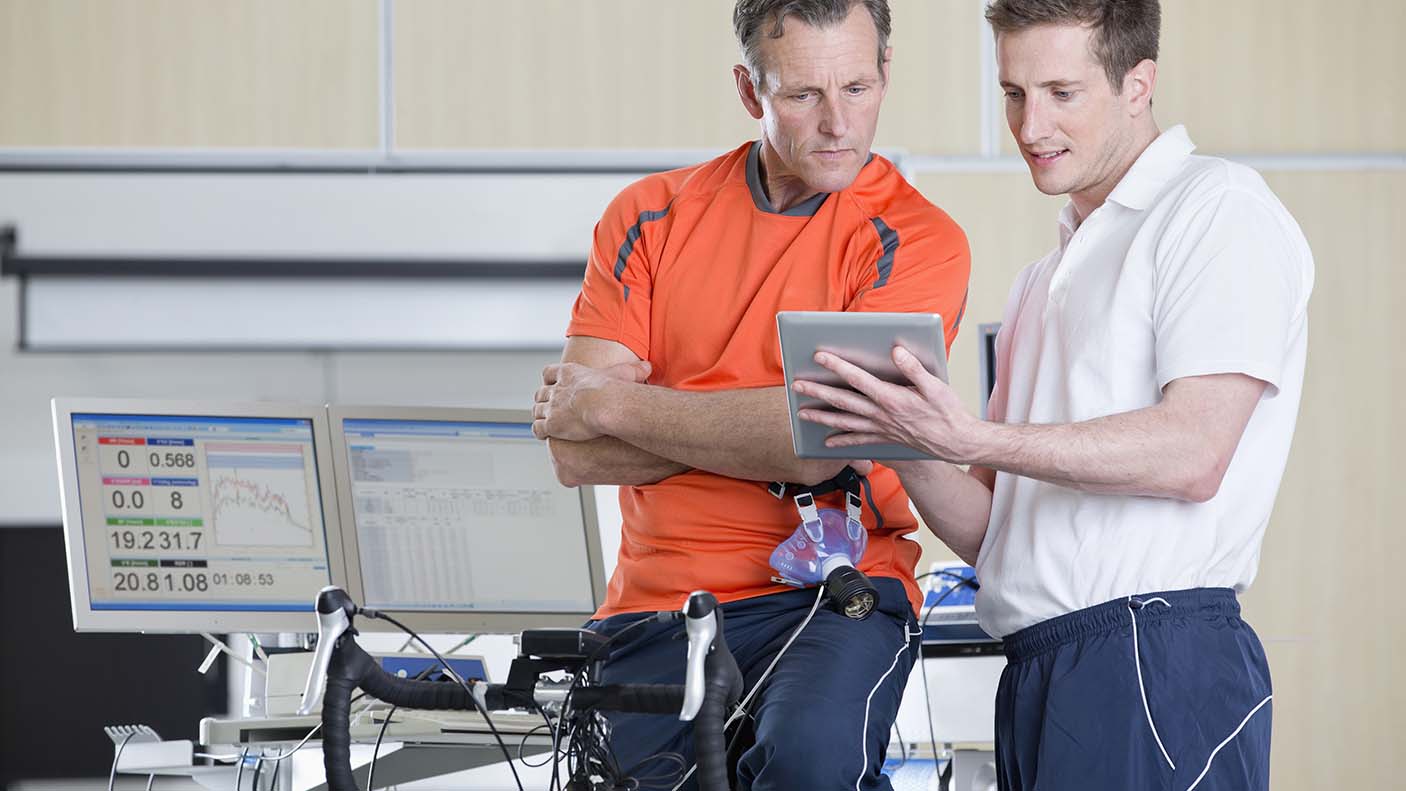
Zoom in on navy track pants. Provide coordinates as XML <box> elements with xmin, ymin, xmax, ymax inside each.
<box><xmin>590</xmin><ymin>576</ymin><xmax>921</xmax><ymax>791</ymax></box>
<box><xmin>995</xmin><ymin>587</ymin><xmax>1273</xmax><ymax>791</ymax></box>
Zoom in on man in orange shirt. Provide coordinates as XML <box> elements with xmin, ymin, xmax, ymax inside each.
<box><xmin>532</xmin><ymin>1</ymin><xmax>969</xmax><ymax>788</ymax></box>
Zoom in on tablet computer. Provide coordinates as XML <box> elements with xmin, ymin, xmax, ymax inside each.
<box><xmin>777</xmin><ymin>311</ymin><xmax>948</xmax><ymax>460</ymax></box>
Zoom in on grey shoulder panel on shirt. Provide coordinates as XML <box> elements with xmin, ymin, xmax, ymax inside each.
<box><xmin>868</xmin><ymin>217</ymin><xmax>900</xmax><ymax>289</ymax></box>
<box><xmin>865</xmin><ymin>211</ymin><xmax>968</xmax><ymax>332</ymax></box>
<box><xmin>613</xmin><ymin>202</ymin><xmax>673</xmax><ymax>300</ymax></box>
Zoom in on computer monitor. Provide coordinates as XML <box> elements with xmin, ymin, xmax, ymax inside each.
<box><xmin>53</xmin><ymin>398</ymin><xmax>347</xmax><ymax>633</ymax></box>
<box><xmin>328</xmin><ymin>406</ymin><xmax>606</xmax><ymax>633</ymax></box>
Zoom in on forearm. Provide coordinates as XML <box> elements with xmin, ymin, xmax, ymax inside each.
<box><xmin>966</xmin><ymin>407</ymin><xmax>1216</xmax><ymax>501</ymax></box>
<box><xmin>594</xmin><ymin>383</ymin><xmax>850</xmax><ymax>485</ymax></box>
<box><xmin>795</xmin><ymin>350</ymin><xmax>1263</xmax><ymax>506</ymax></box>
<box><xmin>890</xmin><ymin>460</ymin><xmax>992</xmax><ymax>566</ymax></box>
<box><xmin>546</xmin><ymin>437</ymin><xmax>689</xmax><ymax>488</ymax></box>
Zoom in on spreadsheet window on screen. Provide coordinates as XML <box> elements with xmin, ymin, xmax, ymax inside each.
<box><xmin>341</xmin><ymin>419</ymin><xmax>595</xmax><ymax>614</ymax></box>
<box><xmin>69</xmin><ymin>413</ymin><xmax>333</xmax><ymax>614</ymax></box>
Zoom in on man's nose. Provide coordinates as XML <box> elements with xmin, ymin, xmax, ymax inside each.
<box><xmin>818</xmin><ymin>95</ymin><xmax>849</xmax><ymax>139</ymax></box>
<box><xmin>1019</xmin><ymin>99</ymin><xmax>1052</xmax><ymax>146</ymax></box>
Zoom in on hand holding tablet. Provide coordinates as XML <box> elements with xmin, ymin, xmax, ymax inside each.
<box><xmin>777</xmin><ymin>311</ymin><xmax>949</xmax><ymax>461</ymax></box>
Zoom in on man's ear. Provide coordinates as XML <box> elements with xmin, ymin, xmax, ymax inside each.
<box><xmin>735</xmin><ymin>65</ymin><xmax>765</xmax><ymax>120</ymax></box>
<box><xmin>1122</xmin><ymin>58</ymin><xmax>1157</xmax><ymax>116</ymax></box>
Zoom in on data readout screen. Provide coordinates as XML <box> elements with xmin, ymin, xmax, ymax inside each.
<box><xmin>342</xmin><ymin>419</ymin><xmax>594</xmax><ymax>613</ymax></box>
<box><xmin>70</xmin><ymin>414</ymin><xmax>332</xmax><ymax>612</ymax></box>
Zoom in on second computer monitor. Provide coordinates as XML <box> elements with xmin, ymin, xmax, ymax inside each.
<box><xmin>328</xmin><ymin>406</ymin><xmax>606</xmax><ymax>633</ymax></box>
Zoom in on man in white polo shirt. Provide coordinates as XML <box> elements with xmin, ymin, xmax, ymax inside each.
<box><xmin>791</xmin><ymin>0</ymin><xmax>1314</xmax><ymax>789</ymax></box>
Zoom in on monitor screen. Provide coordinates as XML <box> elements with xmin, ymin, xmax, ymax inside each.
<box><xmin>54</xmin><ymin>400</ymin><xmax>345</xmax><ymax>633</ymax></box>
<box><xmin>331</xmin><ymin>408</ymin><xmax>603</xmax><ymax>633</ymax></box>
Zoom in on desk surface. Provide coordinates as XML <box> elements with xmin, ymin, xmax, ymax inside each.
<box><xmin>201</xmin><ymin>709</ymin><xmax>544</xmax><ymax>746</ymax></box>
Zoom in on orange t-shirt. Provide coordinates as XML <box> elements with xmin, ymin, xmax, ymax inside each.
<box><xmin>569</xmin><ymin>141</ymin><xmax>971</xmax><ymax>619</ymax></box>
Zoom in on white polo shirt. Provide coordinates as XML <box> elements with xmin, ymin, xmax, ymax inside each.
<box><xmin>975</xmin><ymin>125</ymin><xmax>1315</xmax><ymax>638</ymax></box>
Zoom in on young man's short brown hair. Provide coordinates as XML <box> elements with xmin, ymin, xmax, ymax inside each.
<box><xmin>985</xmin><ymin>0</ymin><xmax>1160</xmax><ymax>91</ymax></box>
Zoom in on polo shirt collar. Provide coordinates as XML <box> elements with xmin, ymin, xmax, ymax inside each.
<box><xmin>1056</xmin><ymin>202</ymin><xmax>1080</xmax><ymax>243</ymax></box>
<box><xmin>1106</xmin><ymin>124</ymin><xmax>1197</xmax><ymax>211</ymax></box>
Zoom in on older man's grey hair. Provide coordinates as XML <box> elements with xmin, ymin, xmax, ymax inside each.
<box><xmin>733</xmin><ymin>0</ymin><xmax>892</xmax><ymax>88</ymax></box>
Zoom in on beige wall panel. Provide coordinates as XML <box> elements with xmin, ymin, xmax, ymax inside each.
<box><xmin>1255</xmin><ymin>641</ymin><xmax>1313</xmax><ymax>788</ymax></box>
<box><xmin>913</xmin><ymin>169</ymin><xmax>1404</xmax><ymax>789</ymax></box>
<box><xmin>1240</xmin><ymin>170</ymin><xmax>1406</xmax><ymax>789</ymax></box>
<box><xmin>395</xmin><ymin>0</ymin><xmax>980</xmax><ymax>153</ymax></box>
<box><xmin>0</xmin><ymin>0</ymin><xmax>379</xmax><ymax>148</ymax></box>
<box><xmin>395</xmin><ymin>0</ymin><xmax>756</xmax><ymax>149</ymax></box>
<box><xmin>1157</xmin><ymin>0</ymin><xmax>1405</xmax><ymax>153</ymax></box>
<box><xmin>873</xmin><ymin>0</ymin><xmax>983</xmax><ymax>156</ymax></box>
<box><xmin>998</xmin><ymin>0</ymin><xmax>1406</xmax><ymax>156</ymax></box>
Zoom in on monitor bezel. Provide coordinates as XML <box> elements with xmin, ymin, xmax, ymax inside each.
<box><xmin>52</xmin><ymin>397</ymin><xmax>348</xmax><ymax>634</ymax></box>
<box><xmin>328</xmin><ymin>404</ymin><xmax>606</xmax><ymax>634</ymax></box>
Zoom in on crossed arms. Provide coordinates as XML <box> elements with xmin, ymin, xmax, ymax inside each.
<box><xmin>533</xmin><ymin>336</ymin><xmax>868</xmax><ymax>488</ymax></box>
<box><xmin>533</xmin><ymin>333</ymin><xmax>1266</xmax><ymax>570</ymax></box>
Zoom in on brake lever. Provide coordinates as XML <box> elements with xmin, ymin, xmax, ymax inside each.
<box><xmin>679</xmin><ymin>590</ymin><xmax>720</xmax><ymax>722</ymax></box>
<box><xmin>297</xmin><ymin>586</ymin><xmax>358</xmax><ymax>716</ymax></box>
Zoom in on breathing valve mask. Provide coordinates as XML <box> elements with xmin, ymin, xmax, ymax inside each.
<box><xmin>769</xmin><ymin>486</ymin><xmax>879</xmax><ymax>620</ymax></box>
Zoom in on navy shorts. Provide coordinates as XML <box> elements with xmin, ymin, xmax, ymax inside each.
<box><xmin>995</xmin><ymin>588</ymin><xmax>1273</xmax><ymax>791</ymax></box>
<box><xmin>590</xmin><ymin>577</ymin><xmax>921</xmax><ymax>791</ymax></box>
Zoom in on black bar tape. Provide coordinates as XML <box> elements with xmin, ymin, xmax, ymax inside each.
<box><xmin>321</xmin><ymin>638</ymin><xmax>477</xmax><ymax>791</ymax></box>
<box><xmin>572</xmin><ymin>684</ymin><xmax>686</xmax><ymax>715</ymax></box>
<box><xmin>357</xmin><ymin>666</ymin><xmax>476</xmax><ymax>711</ymax></box>
<box><xmin>696</xmin><ymin>614</ymin><xmax>744</xmax><ymax>791</ymax></box>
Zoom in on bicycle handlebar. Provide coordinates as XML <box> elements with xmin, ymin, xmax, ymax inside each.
<box><xmin>320</xmin><ymin>635</ymin><xmax>477</xmax><ymax>791</ymax></box>
<box><xmin>304</xmin><ymin>588</ymin><xmax>741</xmax><ymax>791</ymax></box>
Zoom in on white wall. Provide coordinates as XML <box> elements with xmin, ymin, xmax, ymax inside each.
<box><xmin>0</xmin><ymin>286</ymin><xmax>566</xmax><ymax>525</ymax></box>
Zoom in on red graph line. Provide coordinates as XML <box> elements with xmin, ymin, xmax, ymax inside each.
<box><xmin>211</xmin><ymin>474</ymin><xmax>310</xmax><ymax>533</ymax></box>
